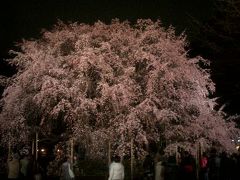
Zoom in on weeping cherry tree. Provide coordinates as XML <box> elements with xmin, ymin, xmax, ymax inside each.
<box><xmin>0</xmin><ymin>19</ymin><xmax>239</xmax><ymax>160</ymax></box>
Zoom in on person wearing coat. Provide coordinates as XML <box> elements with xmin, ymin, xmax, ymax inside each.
<box><xmin>60</xmin><ymin>157</ymin><xmax>75</xmax><ymax>180</ymax></box>
<box><xmin>8</xmin><ymin>153</ymin><xmax>20</xmax><ymax>179</ymax></box>
<box><xmin>154</xmin><ymin>153</ymin><xmax>165</xmax><ymax>180</ymax></box>
<box><xmin>108</xmin><ymin>156</ymin><xmax>124</xmax><ymax>180</ymax></box>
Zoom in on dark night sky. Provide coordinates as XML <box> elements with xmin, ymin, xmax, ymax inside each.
<box><xmin>1</xmin><ymin>0</ymin><xmax>239</xmax><ymax>114</ymax></box>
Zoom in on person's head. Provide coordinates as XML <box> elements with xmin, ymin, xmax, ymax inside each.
<box><xmin>155</xmin><ymin>154</ymin><xmax>162</xmax><ymax>162</ymax></box>
<box><xmin>210</xmin><ymin>148</ymin><xmax>217</xmax><ymax>156</ymax></box>
<box><xmin>8</xmin><ymin>154</ymin><xmax>13</xmax><ymax>161</ymax></box>
<box><xmin>9</xmin><ymin>153</ymin><xmax>18</xmax><ymax>160</ymax></box>
<box><xmin>182</xmin><ymin>151</ymin><xmax>189</xmax><ymax>157</ymax></box>
<box><xmin>168</xmin><ymin>155</ymin><xmax>176</xmax><ymax>163</ymax></box>
<box><xmin>220</xmin><ymin>151</ymin><xmax>227</xmax><ymax>157</ymax></box>
<box><xmin>202</xmin><ymin>152</ymin><xmax>208</xmax><ymax>157</ymax></box>
<box><xmin>13</xmin><ymin>153</ymin><xmax>19</xmax><ymax>160</ymax></box>
<box><xmin>63</xmin><ymin>156</ymin><xmax>69</xmax><ymax>163</ymax></box>
<box><xmin>21</xmin><ymin>148</ymin><xmax>29</xmax><ymax>157</ymax></box>
<box><xmin>113</xmin><ymin>155</ymin><xmax>121</xmax><ymax>163</ymax></box>
<box><xmin>145</xmin><ymin>154</ymin><xmax>151</xmax><ymax>159</ymax></box>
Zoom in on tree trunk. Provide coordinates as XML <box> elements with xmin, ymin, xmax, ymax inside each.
<box><xmin>108</xmin><ymin>141</ymin><xmax>111</xmax><ymax>165</ymax></box>
<box><xmin>131</xmin><ymin>138</ymin><xmax>134</xmax><ymax>180</ymax></box>
<box><xmin>8</xmin><ymin>140</ymin><xmax>11</xmax><ymax>158</ymax></box>
<box><xmin>36</xmin><ymin>132</ymin><xmax>38</xmax><ymax>161</ymax></box>
<box><xmin>32</xmin><ymin>140</ymin><xmax>35</xmax><ymax>156</ymax></box>
<box><xmin>70</xmin><ymin>138</ymin><xmax>74</xmax><ymax>167</ymax></box>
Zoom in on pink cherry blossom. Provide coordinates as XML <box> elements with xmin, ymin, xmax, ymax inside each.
<box><xmin>0</xmin><ymin>19</ymin><xmax>239</xmax><ymax>160</ymax></box>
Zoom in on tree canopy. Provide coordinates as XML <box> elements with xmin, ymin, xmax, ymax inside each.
<box><xmin>0</xmin><ymin>19</ymin><xmax>238</xmax><ymax>159</ymax></box>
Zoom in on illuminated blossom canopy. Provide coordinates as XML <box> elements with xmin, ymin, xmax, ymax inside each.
<box><xmin>0</xmin><ymin>19</ymin><xmax>238</xmax><ymax>158</ymax></box>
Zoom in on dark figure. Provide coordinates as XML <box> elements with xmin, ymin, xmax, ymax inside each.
<box><xmin>208</xmin><ymin>149</ymin><xmax>220</xmax><ymax>180</ymax></box>
<box><xmin>143</xmin><ymin>154</ymin><xmax>154</xmax><ymax>180</ymax></box>
<box><xmin>219</xmin><ymin>152</ymin><xmax>231</xmax><ymax>180</ymax></box>
<box><xmin>229</xmin><ymin>153</ymin><xmax>238</xmax><ymax>180</ymax></box>
<box><xmin>179</xmin><ymin>151</ymin><xmax>196</xmax><ymax>180</ymax></box>
<box><xmin>236</xmin><ymin>152</ymin><xmax>240</xmax><ymax>180</ymax></box>
<box><xmin>164</xmin><ymin>155</ymin><xmax>178</xmax><ymax>180</ymax></box>
<box><xmin>199</xmin><ymin>152</ymin><xmax>209</xmax><ymax>180</ymax></box>
<box><xmin>34</xmin><ymin>162</ymin><xmax>44</xmax><ymax>180</ymax></box>
<box><xmin>7</xmin><ymin>153</ymin><xmax>20</xmax><ymax>179</ymax></box>
<box><xmin>60</xmin><ymin>157</ymin><xmax>74</xmax><ymax>180</ymax></box>
<box><xmin>19</xmin><ymin>154</ymin><xmax>30</xmax><ymax>180</ymax></box>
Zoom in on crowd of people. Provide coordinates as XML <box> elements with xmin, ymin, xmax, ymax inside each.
<box><xmin>5</xmin><ymin>151</ymin><xmax>75</xmax><ymax>180</ymax></box>
<box><xmin>3</xmin><ymin>147</ymin><xmax>240</xmax><ymax>180</ymax></box>
<box><xmin>6</xmin><ymin>151</ymin><xmax>33</xmax><ymax>180</ymax></box>
<box><xmin>142</xmin><ymin>148</ymin><xmax>240</xmax><ymax>180</ymax></box>
<box><xmin>106</xmin><ymin>147</ymin><xmax>240</xmax><ymax>180</ymax></box>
